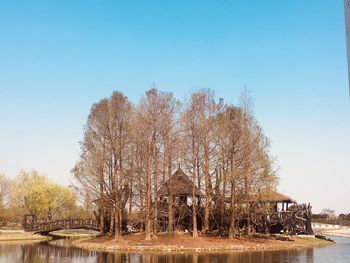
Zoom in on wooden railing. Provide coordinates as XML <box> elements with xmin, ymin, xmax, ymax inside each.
<box><xmin>23</xmin><ymin>218</ymin><xmax>99</xmax><ymax>233</ymax></box>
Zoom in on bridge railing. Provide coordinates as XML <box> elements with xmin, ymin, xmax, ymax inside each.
<box><xmin>23</xmin><ymin>218</ymin><xmax>99</xmax><ymax>232</ymax></box>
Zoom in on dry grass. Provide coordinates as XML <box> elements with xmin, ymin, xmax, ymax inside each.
<box><xmin>0</xmin><ymin>230</ymin><xmax>48</xmax><ymax>242</ymax></box>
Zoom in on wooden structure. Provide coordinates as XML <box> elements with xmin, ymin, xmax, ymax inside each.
<box><xmin>157</xmin><ymin>168</ymin><xmax>203</xmax><ymax>232</ymax></box>
<box><xmin>22</xmin><ymin>214</ymin><xmax>99</xmax><ymax>235</ymax></box>
<box><xmin>158</xmin><ymin>167</ymin><xmax>202</xmax><ymax>199</ymax></box>
<box><xmin>241</xmin><ymin>190</ymin><xmax>313</xmax><ymax>235</ymax></box>
<box><xmin>156</xmin><ymin>169</ymin><xmax>313</xmax><ymax>235</ymax></box>
<box><xmin>255</xmin><ymin>190</ymin><xmax>295</xmax><ymax>211</ymax></box>
<box><xmin>23</xmin><ymin>168</ymin><xmax>313</xmax><ymax>236</ymax></box>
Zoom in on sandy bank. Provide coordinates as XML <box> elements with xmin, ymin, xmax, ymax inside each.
<box><xmin>318</xmin><ymin>229</ymin><xmax>350</xmax><ymax>238</ymax></box>
<box><xmin>313</xmin><ymin>225</ymin><xmax>350</xmax><ymax>238</ymax></box>
<box><xmin>73</xmin><ymin>233</ymin><xmax>332</xmax><ymax>253</ymax></box>
<box><xmin>0</xmin><ymin>230</ymin><xmax>48</xmax><ymax>242</ymax></box>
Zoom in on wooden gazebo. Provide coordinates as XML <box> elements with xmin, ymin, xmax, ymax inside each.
<box><xmin>157</xmin><ymin>167</ymin><xmax>202</xmax><ymax>203</ymax></box>
<box><xmin>157</xmin><ymin>168</ymin><xmax>203</xmax><ymax>231</ymax></box>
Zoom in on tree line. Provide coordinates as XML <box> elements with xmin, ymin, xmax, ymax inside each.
<box><xmin>312</xmin><ymin>210</ymin><xmax>350</xmax><ymax>226</ymax></box>
<box><xmin>0</xmin><ymin>171</ymin><xmax>89</xmax><ymax>228</ymax></box>
<box><xmin>72</xmin><ymin>88</ymin><xmax>278</xmax><ymax>239</ymax></box>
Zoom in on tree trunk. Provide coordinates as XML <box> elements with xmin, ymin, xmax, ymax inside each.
<box><xmin>114</xmin><ymin>208</ymin><xmax>121</xmax><ymax>239</ymax></box>
<box><xmin>167</xmin><ymin>154</ymin><xmax>174</xmax><ymax>233</ymax></box>
<box><xmin>145</xmin><ymin>153</ymin><xmax>152</xmax><ymax>240</ymax></box>
<box><xmin>110</xmin><ymin>213</ymin><xmax>115</xmax><ymax>235</ymax></box>
<box><xmin>192</xmin><ymin>193</ymin><xmax>198</xmax><ymax>237</ymax></box>
<box><xmin>153</xmin><ymin>151</ymin><xmax>158</xmax><ymax>234</ymax></box>
<box><xmin>229</xmin><ymin>156</ymin><xmax>236</xmax><ymax>239</ymax></box>
<box><xmin>100</xmin><ymin>212</ymin><xmax>105</xmax><ymax>233</ymax></box>
<box><xmin>247</xmin><ymin>204</ymin><xmax>251</xmax><ymax>236</ymax></box>
<box><xmin>99</xmin><ymin>170</ymin><xmax>105</xmax><ymax>233</ymax></box>
<box><xmin>114</xmin><ymin>155</ymin><xmax>121</xmax><ymax>239</ymax></box>
<box><xmin>129</xmin><ymin>163</ymin><xmax>133</xmax><ymax>213</ymax></box>
<box><xmin>203</xmin><ymin>140</ymin><xmax>210</xmax><ymax>233</ymax></box>
<box><xmin>220</xmin><ymin>162</ymin><xmax>226</xmax><ymax>229</ymax></box>
<box><xmin>168</xmin><ymin>194</ymin><xmax>174</xmax><ymax>232</ymax></box>
<box><xmin>192</xmin><ymin>140</ymin><xmax>198</xmax><ymax>237</ymax></box>
<box><xmin>244</xmin><ymin>165</ymin><xmax>251</xmax><ymax>236</ymax></box>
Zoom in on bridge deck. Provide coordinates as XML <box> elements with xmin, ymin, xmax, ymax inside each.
<box><xmin>23</xmin><ymin>218</ymin><xmax>99</xmax><ymax>235</ymax></box>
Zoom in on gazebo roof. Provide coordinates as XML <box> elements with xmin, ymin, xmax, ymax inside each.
<box><xmin>157</xmin><ymin>168</ymin><xmax>203</xmax><ymax>197</ymax></box>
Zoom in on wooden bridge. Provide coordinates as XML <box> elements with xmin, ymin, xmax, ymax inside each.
<box><xmin>22</xmin><ymin>215</ymin><xmax>100</xmax><ymax>235</ymax></box>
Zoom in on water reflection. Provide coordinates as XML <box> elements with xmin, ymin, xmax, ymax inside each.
<box><xmin>0</xmin><ymin>240</ymin><xmax>96</xmax><ymax>263</ymax></box>
<box><xmin>99</xmin><ymin>250</ymin><xmax>316</xmax><ymax>263</ymax></box>
<box><xmin>0</xmin><ymin>237</ymin><xmax>349</xmax><ymax>263</ymax></box>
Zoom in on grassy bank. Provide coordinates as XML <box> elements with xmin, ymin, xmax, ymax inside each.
<box><xmin>0</xmin><ymin>230</ymin><xmax>48</xmax><ymax>242</ymax></box>
<box><xmin>73</xmin><ymin>232</ymin><xmax>332</xmax><ymax>253</ymax></box>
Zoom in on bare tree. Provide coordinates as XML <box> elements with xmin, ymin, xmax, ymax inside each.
<box><xmin>181</xmin><ymin>92</ymin><xmax>208</xmax><ymax>237</ymax></box>
<box><xmin>73</xmin><ymin>91</ymin><xmax>133</xmax><ymax>238</ymax></box>
<box><xmin>72</xmin><ymin>88</ymin><xmax>278</xmax><ymax>239</ymax></box>
<box><xmin>216</xmin><ymin>105</ymin><xmax>244</xmax><ymax>238</ymax></box>
<box><xmin>159</xmin><ymin>95</ymin><xmax>180</xmax><ymax>233</ymax></box>
<box><xmin>136</xmin><ymin>88</ymin><xmax>179</xmax><ymax>239</ymax></box>
<box><xmin>0</xmin><ymin>174</ymin><xmax>9</xmax><ymax>206</ymax></box>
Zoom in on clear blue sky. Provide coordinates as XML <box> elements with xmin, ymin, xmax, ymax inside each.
<box><xmin>0</xmin><ymin>0</ymin><xmax>349</xmax><ymax>214</ymax></box>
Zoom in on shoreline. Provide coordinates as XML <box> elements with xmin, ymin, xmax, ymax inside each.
<box><xmin>73</xmin><ymin>233</ymin><xmax>333</xmax><ymax>253</ymax></box>
<box><xmin>313</xmin><ymin>227</ymin><xmax>350</xmax><ymax>239</ymax></box>
<box><xmin>0</xmin><ymin>229</ymin><xmax>99</xmax><ymax>242</ymax></box>
<box><xmin>0</xmin><ymin>230</ymin><xmax>49</xmax><ymax>242</ymax></box>
<box><xmin>49</xmin><ymin>229</ymin><xmax>99</xmax><ymax>239</ymax></box>
<box><xmin>321</xmin><ymin>232</ymin><xmax>350</xmax><ymax>238</ymax></box>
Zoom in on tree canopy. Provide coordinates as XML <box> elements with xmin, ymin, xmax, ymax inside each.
<box><xmin>13</xmin><ymin>170</ymin><xmax>76</xmax><ymax>220</ymax></box>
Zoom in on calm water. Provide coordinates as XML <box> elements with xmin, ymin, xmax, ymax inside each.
<box><xmin>0</xmin><ymin>237</ymin><xmax>349</xmax><ymax>263</ymax></box>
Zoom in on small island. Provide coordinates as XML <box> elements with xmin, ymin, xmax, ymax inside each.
<box><xmin>74</xmin><ymin>232</ymin><xmax>330</xmax><ymax>253</ymax></box>
<box><xmin>0</xmin><ymin>0</ymin><xmax>349</xmax><ymax>261</ymax></box>
<box><xmin>1</xmin><ymin>89</ymin><xmax>334</xmax><ymax>251</ymax></box>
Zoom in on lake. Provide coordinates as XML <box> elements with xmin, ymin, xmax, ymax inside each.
<box><xmin>0</xmin><ymin>236</ymin><xmax>349</xmax><ymax>263</ymax></box>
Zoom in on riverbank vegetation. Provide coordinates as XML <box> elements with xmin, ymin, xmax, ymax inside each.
<box><xmin>0</xmin><ymin>171</ymin><xmax>91</xmax><ymax>229</ymax></box>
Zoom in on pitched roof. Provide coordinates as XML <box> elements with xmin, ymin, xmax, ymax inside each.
<box><xmin>253</xmin><ymin>190</ymin><xmax>296</xmax><ymax>203</ymax></box>
<box><xmin>157</xmin><ymin>168</ymin><xmax>203</xmax><ymax>197</ymax></box>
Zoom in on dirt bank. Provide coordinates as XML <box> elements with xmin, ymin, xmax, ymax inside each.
<box><xmin>73</xmin><ymin>232</ymin><xmax>332</xmax><ymax>253</ymax></box>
